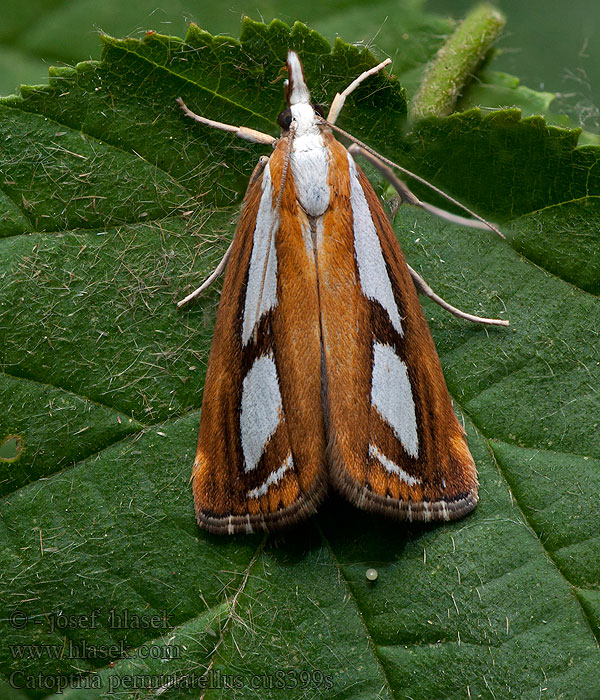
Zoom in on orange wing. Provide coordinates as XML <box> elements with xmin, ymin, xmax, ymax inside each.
<box><xmin>318</xmin><ymin>135</ymin><xmax>478</xmax><ymax>523</ymax></box>
<box><xmin>192</xmin><ymin>141</ymin><xmax>328</xmax><ymax>534</ymax></box>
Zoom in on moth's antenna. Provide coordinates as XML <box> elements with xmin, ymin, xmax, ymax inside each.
<box><xmin>321</xmin><ymin>118</ymin><xmax>503</xmax><ymax>238</ymax></box>
<box><xmin>252</xmin><ymin>122</ymin><xmax>296</xmax><ymax>341</ymax></box>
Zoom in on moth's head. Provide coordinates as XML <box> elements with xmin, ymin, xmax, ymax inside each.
<box><xmin>277</xmin><ymin>51</ymin><xmax>326</xmax><ymax>134</ymax></box>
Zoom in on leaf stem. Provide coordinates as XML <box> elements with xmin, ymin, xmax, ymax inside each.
<box><xmin>410</xmin><ymin>3</ymin><xmax>505</xmax><ymax>122</ymax></box>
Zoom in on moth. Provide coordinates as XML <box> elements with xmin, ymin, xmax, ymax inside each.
<box><xmin>177</xmin><ymin>51</ymin><xmax>507</xmax><ymax>535</ymax></box>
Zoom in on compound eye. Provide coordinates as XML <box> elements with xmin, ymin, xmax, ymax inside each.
<box><xmin>277</xmin><ymin>109</ymin><xmax>293</xmax><ymax>130</ymax></box>
<box><xmin>313</xmin><ymin>103</ymin><xmax>326</xmax><ymax>118</ymax></box>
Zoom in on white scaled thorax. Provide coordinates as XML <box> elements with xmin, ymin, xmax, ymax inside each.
<box><xmin>286</xmin><ymin>51</ymin><xmax>330</xmax><ymax>218</ymax></box>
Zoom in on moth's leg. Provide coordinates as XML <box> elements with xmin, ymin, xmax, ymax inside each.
<box><xmin>348</xmin><ymin>145</ymin><xmax>508</xmax><ymax>327</ymax></box>
<box><xmin>348</xmin><ymin>144</ymin><xmax>502</xmax><ymax>235</ymax></box>
<box><xmin>176</xmin><ymin>98</ymin><xmax>276</xmax><ymax>145</ymax></box>
<box><xmin>177</xmin><ymin>240</ymin><xmax>233</xmax><ymax>308</ymax></box>
<box><xmin>407</xmin><ymin>264</ymin><xmax>508</xmax><ymax>327</ymax></box>
<box><xmin>177</xmin><ymin>156</ymin><xmax>270</xmax><ymax>308</ymax></box>
<box><xmin>327</xmin><ymin>58</ymin><xmax>392</xmax><ymax>125</ymax></box>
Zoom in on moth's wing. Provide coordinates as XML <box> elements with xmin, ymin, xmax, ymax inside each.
<box><xmin>320</xmin><ymin>138</ymin><xmax>478</xmax><ymax>522</ymax></box>
<box><xmin>192</xmin><ymin>144</ymin><xmax>328</xmax><ymax>534</ymax></box>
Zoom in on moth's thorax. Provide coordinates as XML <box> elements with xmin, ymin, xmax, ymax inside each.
<box><xmin>290</xmin><ymin>102</ymin><xmax>320</xmax><ymax>138</ymax></box>
<box><xmin>288</xmin><ymin>116</ymin><xmax>330</xmax><ymax>218</ymax></box>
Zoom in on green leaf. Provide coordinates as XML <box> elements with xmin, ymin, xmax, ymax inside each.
<box><xmin>1</xmin><ymin>16</ymin><xmax>599</xmax><ymax>700</ymax></box>
<box><xmin>460</xmin><ymin>70</ymin><xmax>556</xmax><ymax>118</ymax></box>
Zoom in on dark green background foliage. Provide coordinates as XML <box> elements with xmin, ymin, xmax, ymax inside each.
<box><xmin>1</xmin><ymin>0</ymin><xmax>599</xmax><ymax>130</ymax></box>
<box><xmin>0</xmin><ymin>3</ymin><xmax>599</xmax><ymax>699</ymax></box>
